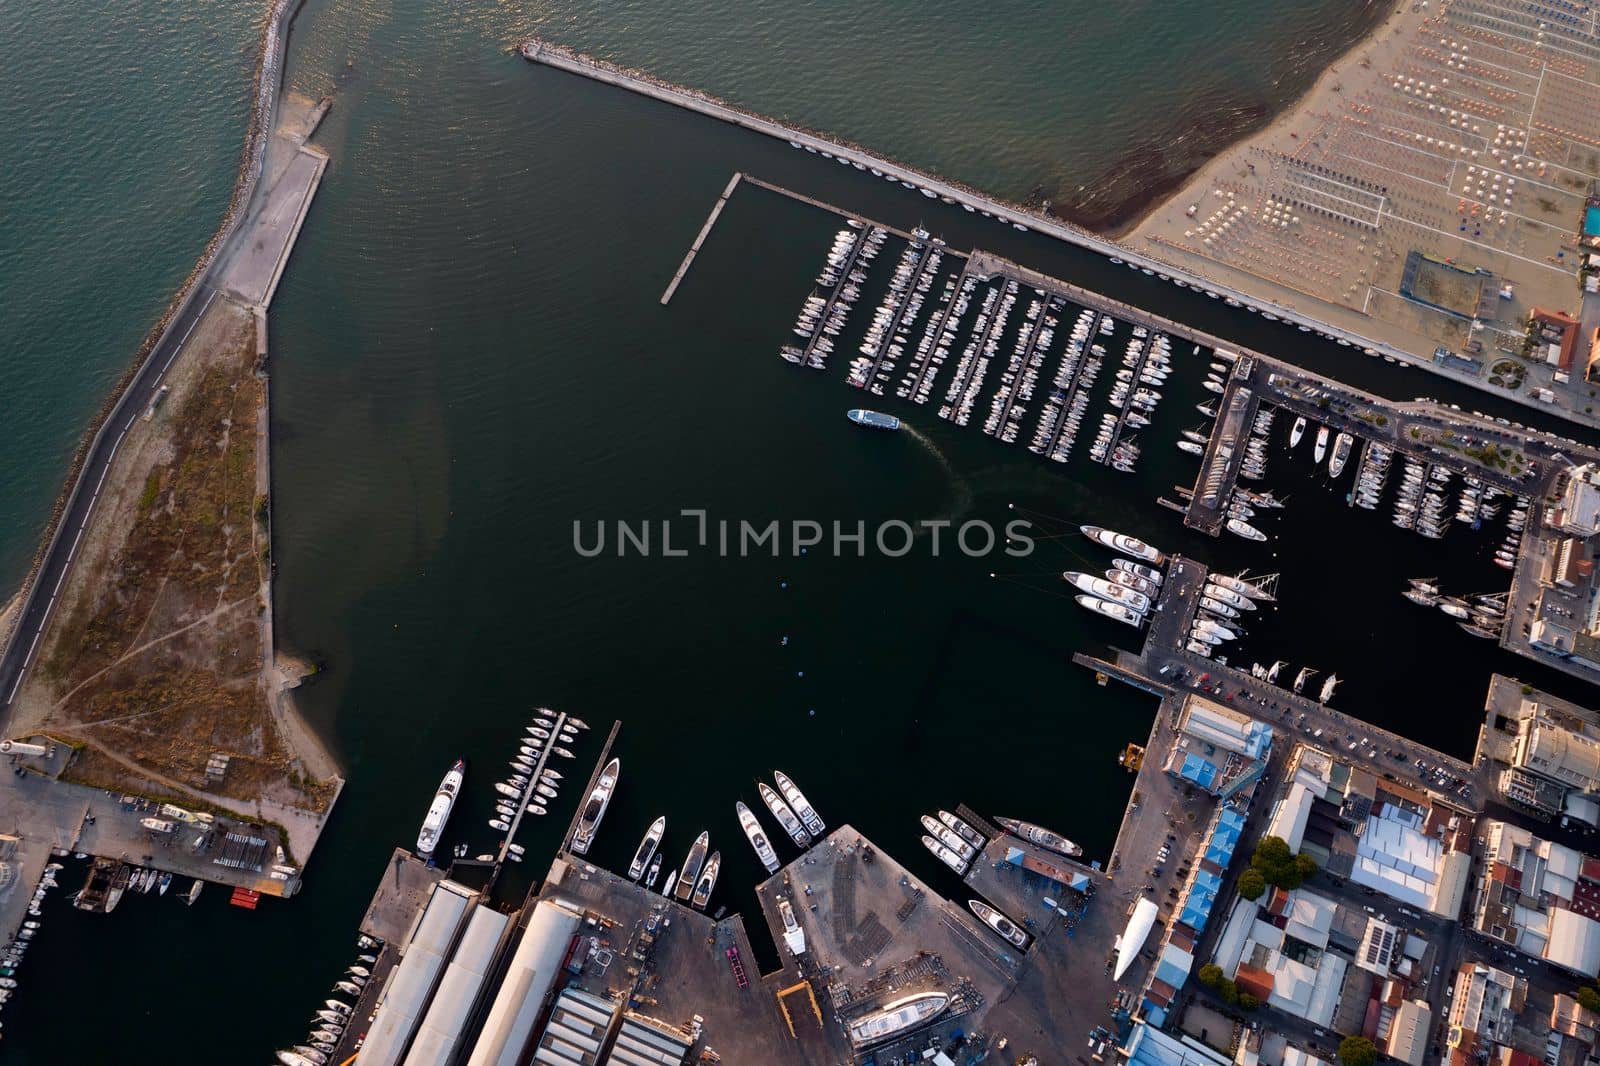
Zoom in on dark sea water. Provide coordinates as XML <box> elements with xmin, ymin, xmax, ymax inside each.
<box><xmin>6</xmin><ymin>1</ymin><xmax>1596</xmax><ymax>1062</ymax></box>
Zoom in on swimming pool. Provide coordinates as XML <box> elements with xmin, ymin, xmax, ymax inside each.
<box><xmin>1586</xmin><ymin>205</ymin><xmax>1600</xmax><ymax>238</ymax></box>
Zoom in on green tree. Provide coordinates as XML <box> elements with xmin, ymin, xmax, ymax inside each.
<box><xmin>1217</xmin><ymin>979</ymin><xmax>1239</xmax><ymax>1006</ymax></box>
<box><xmin>1293</xmin><ymin>853</ymin><xmax>1320</xmax><ymax>882</ymax></box>
<box><xmin>1197</xmin><ymin>964</ymin><xmax>1225</xmax><ymax>990</ymax></box>
<box><xmin>1237</xmin><ymin>868</ymin><xmax>1267</xmax><ymax>901</ymax></box>
<box><xmin>1577</xmin><ymin>986</ymin><xmax>1600</xmax><ymax>1013</ymax></box>
<box><xmin>1238</xmin><ymin>993</ymin><xmax>1260</xmax><ymax>1011</ymax></box>
<box><xmin>1253</xmin><ymin>836</ymin><xmax>1292</xmax><ymax>869</ymax></box>
<box><xmin>1338</xmin><ymin>1036</ymin><xmax>1377</xmax><ymax>1066</ymax></box>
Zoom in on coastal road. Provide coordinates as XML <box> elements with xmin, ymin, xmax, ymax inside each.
<box><xmin>0</xmin><ymin>282</ymin><xmax>224</xmax><ymax>714</ymax></box>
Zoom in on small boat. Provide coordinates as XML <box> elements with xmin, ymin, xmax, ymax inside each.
<box><xmin>527</xmin><ymin>727</ymin><xmax>550</xmax><ymax>740</ymax></box>
<box><xmin>553</xmin><ymin>747</ymin><xmax>575</xmax><ymax>758</ymax></box>
<box><xmin>759</xmin><ymin>782</ymin><xmax>812</xmax><ymax>847</ymax></box>
<box><xmin>1288</xmin><ymin>416</ymin><xmax>1306</xmax><ymax>448</ymax></box>
<box><xmin>1176</xmin><ymin>440</ymin><xmax>1204</xmax><ymax>456</ymax></box>
<box><xmin>922</xmin><ymin>834</ymin><xmax>968</xmax><ymax>874</ymax></box>
<box><xmin>1313</xmin><ymin>425</ymin><xmax>1330</xmax><ymax>463</ymax></box>
<box><xmin>566</xmin><ymin>716</ymin><xmax>590</xmax><ymax>730</ymax></box>
<box><xmin>662</xmin><ymin>866</ymin><xmax>680</xmax><ymax>899</ymax></box>
<box><xmin>276</xmin><ymin>1053</ymin><xmax>317</xmax><ymax>1066</ymax></box>
<box><xmin>628</xmin><ymin>816</ymin><xmax>666</xmax><ymax>880</ymax></box>
<box><xmin>774</xmin><ymin>772</ymin><xmax>826</xmax><ymax>837</ymax></box>
<box><xmin>1402</xmin><ymin>589</ymin><xmax>1437</xmax><ymax>606</ymax></box>
<box><xmin>645</xmin><ymin>853</ymin><xmax>663</xmax><ymax>888</ymax></box>
<box><xmin>737</xmin><ymin>801</ymin><xmax>780</xmax><ymax>874</ymax></box>
<box><xmin>1075</xmin><ymin>593</ymin><xmax>1143</xmax><ymax>628</ymax></box>
<box><xmin>691</xmin><ymin>851</ymin><xmax>722</xmax><ymax>909</ymax></box>
<box><xmin>157</xmin><ymin>871</ymin><xmax>172</xmax><ymax>896</ymax></box>
<box><xmin>1201</xmin><ymin>378</ymin><xmax>1225</xmax><ymax>394</ymax></box>
<box><xmin>488</xmin><ymin>818</ymin><xmax>510</xmax><ymax>831</ymax></box>
<box><xmin>324</xmin><ymin>1000</ymin><xmax>352</xmax><ymax>1016</ymax></box>
<box><xmin>293</xmin><ymin>1048</ymin><xmax>329</xmax><ymax>1066</ymax></box>
<box><xmin>347</xmin><ymin>965</ymin><xmax>370</xmax><ymax>978</ymax></box>
<box><xmin>675</xmin><ymin>832</ymin><xmax>711</xmax><ymax>902</ymax></box>
<box><xmin>535</xmin><ymin>782</ymin><xmax>558</xmax><ymax>799</ymax></box>
<box><xmin>1440</xmin><ymin>601</ymin><xmax>1472</xmax><ymax>619</ymax></box>
<box><xmin>993</xmin><ymin>816</ymin><xmax>1082</xmax><ymax>857</ymax></box>
<box><xmin>571</xmin><ymin>757</ymin><xmax>620</xmax><ymax>855</ymax></box>
<box><xmin>1328</xmin><ymin>432</ymin><xmax>1353</xmax><ymax>477</ymax></box>
<box><xmin>540</xmin><ymin>768</ymin><xmax>563</xmax><ymax>780</ymax></box>
<box><xmin>531</xmin><ymin>716</ymin><xmax>554</xmax><ymax>728</ymax></box>
<box><xmin>186</xmin><ymin>880</ymin><xmax>203</xmax><ymax>906</ymax></box>
<box><xmin>334</xmin><ymin>981</ymin><xmax>362</xmax><ymax>996</ymax></box>
<box><xmin>969</xmin><ymin>899</ymin><xmax>1029</xmax><ymax>948</ymax></box>
<box><xmin>847</xmin><ymin>408</ymin><xmax>901</xmax><ymax>431</ymax></box>
<box><xmin>1319</xmin><ymin>674</ymin><xmax>1340</xmax><ymax>703</ymax></box>
<box><xmin>494</xmin><ymin>782</ymin><xmax>523</xmax><ymax>799</ymax></box>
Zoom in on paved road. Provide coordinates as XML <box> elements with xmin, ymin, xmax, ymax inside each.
<box><xmin>0</xmin><ymin>283</ymin><xmax>222</xmax><ymax>713</ymax></box>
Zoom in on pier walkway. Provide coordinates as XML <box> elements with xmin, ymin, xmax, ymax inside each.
<box><xmin>661</xmin><ymin>171</ymin><xmax>741</xmax><ymax>305</ymax></box>
<box><xmin>1184</xmin><ymin>365</ymin><xmax>1260</xmax><ymax>536</ymax></box>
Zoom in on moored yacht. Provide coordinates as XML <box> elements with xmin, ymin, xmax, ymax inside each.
<box><xmin>994</xmin><ymin>816</ymin><xmax>1083</xmax><ymax>857</ymax></box>
<box><xmin>1289</xmin><ymin>416</ymin><xmax>1306</xmax><ymax>448</ymax></box>
<box><xmin>774</xmin><ymin>771</ymin><xmax>826</xmax><ymax>837</ymax></box>
<box><xmin>1075</xmin><ymin>594</ymin><xmax>1143</xmax><ymax>628</ymax></box>
<box><xmin>737</xmin><ymin>801</ymin><xmax>780</xmax><ymax>874</ymax></box>
<box><xmin>1328</xmin><ymin>432</ymin><xmax>1353</xmax><ymax>477</ymax></box>
<box><xmin>627</xmin><ymin>816</ymin><xmax>666</xmax><ymax>881</ymax></box>
<box><xmin>759</xmin><ymin>782</ymin><xmax>812</xmax><ymax>848</ymax></box>
<box><xmin>1063</xmin><ymin>572</ymin><xmax>1150</xmax><ymax>614</ymax></box>
<box><xmin>968</xmin><ymin>899</ymin><xmax>1029</xmax><ymax>948</ymax></box>
<box><xmin>416</xmin><ymin>758</ymin><xmax>465</xmax><ymax>861</ymax></box>
<box><xmin>847</xmin><ymin>991</ymin><xmax>949</xmax><ymax>1048</ymax></box>
<box><xmin>1080</xmin><ymin>525</ymin><xmax>1165</xmax><ymax>564</ymax></box>
<box><xmin>1313</xmin><ymin>425</ymin><xmax>1330</xmax><ymax>463</ymax></box>
<box><xmin>675</xmin><ymin>832</ymin><xmax>711</xmax><ymax>902</ymax></box>
<box><xmin>570</xmin><ymin>757</ymin><xmax>619</xmax><ymax>856</ymax></box>
<box><xmin>691</xmin><ymin>851</ymin><xmax>721</xmax><ymax>909</ymax></box>
<box><xmin>922</xmin><ymin>834</ymin><xmax>969</xmax><ymax>874</ymax></box>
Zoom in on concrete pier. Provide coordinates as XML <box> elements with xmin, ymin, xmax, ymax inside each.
<box><xmin>1184</xmin><ymin>366</ymin><xmax>1260</xmax><ymax>536</ymax></box>
<box><xmin>661</xmin><ymin>171</ymin><xmax>742</xmax><ymax>305</ymax></box>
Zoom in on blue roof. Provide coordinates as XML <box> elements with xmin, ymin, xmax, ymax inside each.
<box><xmin>1154</xmin><ymin>958</ymin><xmax>1189</xmax><ymax>988</ymax></box>
<box><xmin>1176</xmin><ymin>754</ymin><xmax>1219</xmax><ymax>789</ymax></box>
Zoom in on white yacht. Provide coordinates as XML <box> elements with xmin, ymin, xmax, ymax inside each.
<box><xmin>1289</xmin><ymin>416</ymin><xmax>1306</xmax><ymax>448</ymax></box>
<box><xmin>737</xmin><ymin>801</ymin><xmax>780</xmax><ymax>874</ymax></box>
<box><xmin>627</xmin><ymin>816</ymin><xmax>665</xmax><ymax>880</ymax></box>
<box><xmin>570</xmin><ymin>757</ymin><xmax>619</xmax><ymax>856</ymax></box>
<box><xmin>416</xmin><ymin>758</ymin><xmax>465</xmax><ymax>861</ymax></box>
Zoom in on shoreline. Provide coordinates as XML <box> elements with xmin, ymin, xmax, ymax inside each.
<box><xmin>518</xmin><ymin>36</ymin><xmax>1600</xmax><ymax>433</ymax></box>
<box><xmin>1125</xmin><ymin>1</ymin><xmax>1409</xmax><ymax>235</ymax></box>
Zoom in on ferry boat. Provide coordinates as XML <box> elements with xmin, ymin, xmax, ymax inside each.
<box><xmin>1075</xmin><ymin>594</ymin><xmax>1143</xmax><ymax>627</ymax></box>
<box><xmin>1328</xmin><ymin>432</ymin><xmax>1354</xmax><ymax>477</ymax></box>
<box><xmin>1063</xmin><ymin>572</ymin><xmax>1150</xmax><ymax>614</ymax></box>
<box><xmin>570</xmin><ymin>757</ymin><xmax>619</xmax><ymax>856</ymax></box>
<box><xmin>847</xmin><ymin>408</ymin><xmax>901</xmax><ymax>431</ymax></box>
<box><xmin>1313</xmin><ymin>425</ymin><xmax>1330</xmax><ymax>463</ymax></box>
<box><xmin>968</xmin><ymin>899</ymin><xmax>1029</xmax><ymax>948</ymax></box>
<box><xmin>1079</xmin><ymin>525</ymin><xmax>1165</xmax><ymax>564</ymax></box>
<box><xmin>675</xmin><ymin>832</ymin><xmax>711</xmax><ymax>902</ymax></box>
<box><xmin>737</xmin><ymin>801</ymin><xmax>780</xmax><ymax>874</ymax></box>
<box><xmin>774</xmin><ymin>771</ymin><xmax>826</xmax><ymax>837</ymax></box>
<box><xmin>690</xmin><ymin>851</ymin><xmax>721</xmax><ymax>909</ymax></box>
<box><xmin>416</xmin><ymin>758</ymin><xmax>465</xmax><ymax>860</ymax></box>
<box><xmin>627</xmin><ymin>816</ymin><xmax>665</xmax><ymax>881</ymax></box>
<box><xmin>920</xmin><ymin>815</ymin><xmax>976</xmax><ymax>859</ymax></box>
<box><xmin>993</xmin><ymin>816</ymin><xmax>1083</xmax><ymax>858</ymax></box>
<box><xmin>1288</xmin><ymin>416</ymin><xmax>1306</xmax><ymax>448</ymax></box>
<box><xmin>847</xmin><ymin>991</ymin><xmax>949</xmax><ymax>1048</ymax></box>
<box><xmin>759</xmin><ymin>782</ymin><xmax>812</xmax><ymax>847</ymax></box>
<box><xmin>921</xmin><ymin>834</ymin><xmax>969</xmax><ymax>874</ymax></box>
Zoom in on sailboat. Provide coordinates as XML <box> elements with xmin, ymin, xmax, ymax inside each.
<box><xmin>1319</xmin><ymin>674</ymin><xmax>1340</xmax><ymax>703</ymax></box>
<box><xmin>1266</xmin><ymin>660</ymin><xmax>1286</xmax><ymax>683</ymax></box>
<box><xmin>1292</xmin><ymin>666</ymin><xmax>1317</xmax><ymax>694</ymax></box>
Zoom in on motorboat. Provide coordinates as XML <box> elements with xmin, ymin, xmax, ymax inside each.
<box><xmin>1289</xmin><ymin>416</ymin><xmax>1306</xmax><ymax>448</ymax></box>
<box><xmin>921</xmin><ymin>815</ymin><xmax>976</xmax><ymax>859</ymax></box>
<box><xmin>1210</xmin><ymin>572</ymin><xmax>1272</xmax><ymax>600</ymax></box>
<box><xmin>969</xmin><ymin>899</ymin><xmax>1029</xmax><ymax>948</ymax></box>
<box><xmin>1106</xmin><ymin>568</ymin><xmax>1159</xmax><ymax>598</ymax></box>
<box><xmin>334</xmin><ymin>981</ymin><xmax>362</xmax><ymax>996</ymax></box>
<box><xmin>759</xmin><ymin>782</ymin><xmax>812</xmax><ymax>847</ymax></box>
<box><xmin>737</xmin><ymin>802</ymin><xmax>780</xmax><ymax>874</ymax></box>
<box><xmin>1319</xmin><ymin>674</ymin><xmax>1341</xmax><ymax>703</ymax></box>
<box><xmin>662</xmin><ymin>866</ymin><xmax>680</xmax><ymax>899</ymax></box>
<box><xmin>921</xmin><ymin>834</ymin><xmax>969</xmax><ymax>874</ymax></box>
<box><xmin>494</xmin><ymin>782</ymin><xmax>523</xmax><ymax>799</ymax></box>
<box><xmin>570</xmin><ymin>757</ymin><xmax>619</xmax><ymax>856</ymax></box>
<box><xmin>527</xmin><ymin>727</ymin><xmax>550</xmax><ymax>740</ymax></box>
<box><xmin>675</xmin><ymin>832</ymin><xmax>711</xmax><ymax>902</ymax></box>
<box><xmin>276</xmin><ymin>1052</ymin><xmax>317</xmax><ymax>1066</ymax></box>
<box><xmin>993</xmin><ymin>817</ymin><xmax>1082</xmax><ymax>858</ymax></box>
<box><xmin>1226</xmin><ymin>518</ymin><xmax>1268</xmax><ymax>542</ymax></box>
<box><xmin>939</xmin><ymin>810</ymin><xmax>984</xmax><ymax>849</ymax></box>
<box><xmin>1063</xmin><ymin>572</ymin><xmax>1149</xmax><ymax>614</ymax></box>
<box><xmin>645</xmin><ymin>853</ymin><xmax>663</xmax><ymax>888</ymax></box>
<box><xmin>1313</xmin><ymin>425</ymin><xmax>1330</xmax><ymax>463</ymax></box>
<box><xmin>690</xmin><ymin>851</ymin><xmax>722</xmax><ymax>909</ymax></box>
<box><xmin>408</xmin><ymin>758</ymin><xmax>461</xmax><ymax>858</ymax></box>
<box><xmin>1080</xmin><ymin>525</ymin><xmax>1165</xmax><ymax>564</ymax></box>
<box><xmin>1328</xmin><ymin>432</ymin><xmax>1353</xmax><ymax>477</ymax></box>
<box><xmin>847</xmin><ymin>992</ymin><xmax>950</xmax><ymax>1048</ymax></box>
<box><xmin>1199</xmin><ymin>595</ymin><xmax>1240</xmax><ymax>619</ymax></box>
<box><xmin>1075</xmin><ymin>594</ymin><xmax>1143</xmax><ymax>627</ymax></box>
<box><xmin>774</xmin><ymin>771</ymin><xmax>826</xmax><ymax>837</ymax></box>
<box><xmin>628</xmin><ymin>816</ymin><xmax>666</xmax><ymax>880</ymax></box>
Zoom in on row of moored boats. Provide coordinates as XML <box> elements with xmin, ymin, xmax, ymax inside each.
<box><xmin>276</xmin><ymin>934</ymin><xmax>384</xmax><ymax>1066</ymax></box>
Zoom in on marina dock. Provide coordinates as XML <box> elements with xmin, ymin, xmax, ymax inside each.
<box><xmin>660</xmin><ymin>171</ymin><xmax>742</xmax><ymax>305</ymax></box>
<box><xmin>1184</xmin><ymin>365</ymin><xmax>1259</xmax><ymax>536</ymax></box>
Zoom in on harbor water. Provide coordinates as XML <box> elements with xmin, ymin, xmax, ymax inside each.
<box><xmin>0</xmin><ymin>1</ymin><xmax>1590</xmax><ymax>1061</ymax></box>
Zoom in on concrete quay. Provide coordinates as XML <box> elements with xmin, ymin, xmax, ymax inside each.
<box><xmin>518</xmin><ymin>38</ymin><xmax>1600</xmax><ymax>432</ymax></box>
